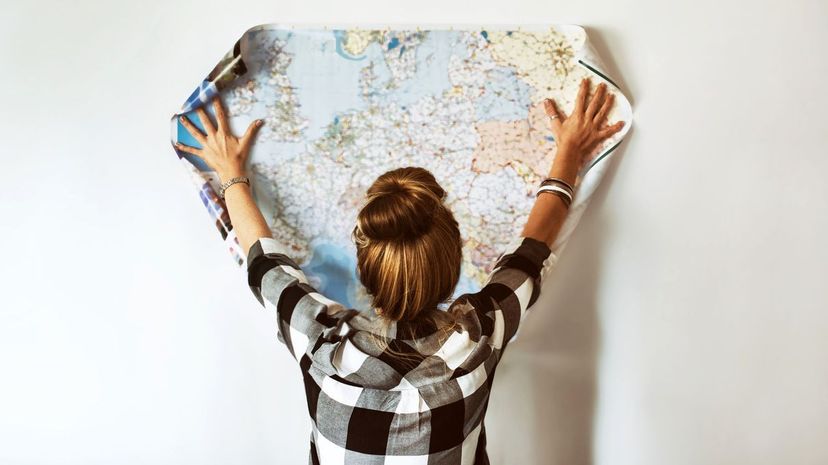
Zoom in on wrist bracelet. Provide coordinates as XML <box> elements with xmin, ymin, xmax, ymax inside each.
<box><xmin>536</xmin><ymin>185</ymin><xmax>572</xmax><ymax>207</ymax></box>
<box><xmin>219</xmin><ymin>176</ymin><xmax>250</xmax><ymax>199</ymax></box>
<box><xmin>540</xmin><ymin>176</ymin><xmax>575</xmax><ymax>193</ymax></box>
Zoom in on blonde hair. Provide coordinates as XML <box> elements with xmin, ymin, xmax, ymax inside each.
<box><xmin>352</xmin><ymin>167</ymin><xmax>463</xmax><ymax>350</ymax></box>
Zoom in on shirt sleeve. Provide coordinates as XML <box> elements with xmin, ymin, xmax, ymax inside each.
<box><xmin>246</xmin><ymin>237</ymin><xmax>353</xmax><ymax>363</ymax></box>
<box><xmin>455</xmin><ymin>236</ymin><xmax>557</xmax><ymax>351</ymax></box>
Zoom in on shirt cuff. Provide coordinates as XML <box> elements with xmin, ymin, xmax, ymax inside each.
<box><xmin>246</xmin><ymin>236</ymin><xmax>290</xmax><ymax>264</ymax></box>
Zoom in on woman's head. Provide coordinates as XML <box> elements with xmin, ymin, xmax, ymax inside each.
<box><xmin>352</xmin><ymin>166</ymin><xmax>462</xmax><ymax>323</ymax></box>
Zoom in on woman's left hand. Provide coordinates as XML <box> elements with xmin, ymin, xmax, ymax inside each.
<box><xmin>175</xmin><ymin>96</ymin><xmax>264</xmax><ymax>182</ymax></box>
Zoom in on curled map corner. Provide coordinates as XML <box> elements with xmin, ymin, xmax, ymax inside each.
<box><xmin>169</xmin><ymin>24</ymin><xmax>633</xmax><ymax>309</ymax></box>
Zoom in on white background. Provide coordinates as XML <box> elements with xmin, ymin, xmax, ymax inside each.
<box><xmin>1</xmin><ymin>0</ymin><xmax>827</xmax><ymax>464</ymax></box>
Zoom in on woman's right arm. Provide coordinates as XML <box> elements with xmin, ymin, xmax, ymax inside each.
<box><xmin>522</xmin><ymin>77</ymin><xmax>625</xmax><ymax>247</ymax></box>
<box><xmin>456</xmin><ymin>78</ymin><xmax>626</xmax><ymax>348</ymax></box>
<box><xmin>520</xmin><ymin>144</ymin><xmax>580</xmax><ymax>247</ymax></box>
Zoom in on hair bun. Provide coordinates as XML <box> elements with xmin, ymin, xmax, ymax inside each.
<box><xmin>357</xmin><ymin>167</ymin><xmax>446</xmax><ymax>242</ymax></box>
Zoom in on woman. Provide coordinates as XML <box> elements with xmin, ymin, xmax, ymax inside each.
<box><xmin>176</xmin><ymin>76</ymin><xmax>624</xmax><ymax>464</ymax></box>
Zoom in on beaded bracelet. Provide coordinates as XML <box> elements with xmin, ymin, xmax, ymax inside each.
<box><xmin>219</xmin><ymin>176</ymin><xmax>250</xmax><ymax>199</ymax></box>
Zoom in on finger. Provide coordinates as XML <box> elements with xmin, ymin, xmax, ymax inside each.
<box><xmin>544</xmin><ymin>97</ymin><xmax>567</xmax><ymax>120</ymax></box>
<box><xmin>543</xmin><ymin>98</ymin><xmax>564</xmax><ymax>133</ymax></box>
<box><xmin>593</xmin><ymin>92</ymin><xmax>615</xmax><ymax>124</ymax></box>
<box><xmin>212</xmin><ymin>96</ymin><xmax>230</xmax><ymax>134</ymax></box>
<box><xmin>174</xmin><ymin>141</ymin><xmax>204</xmax><ymax>157</ymax></box>
<box><xmin>585</xmin><ymin>82</ymin><xmax>607</xmax><ymax>119</ymax></box>
<box><xmin>241</xmin><ymin>118</ymin><xmax>265</xmax><ymax>148</ymax></box>
<box><xmin>596</xmin><ymin>120</ymin><xmax>625</xmax><ymax>140</ymax></box>
<box><xmin>573</xmin><ymin>78</ymin><xmax>590</xmax><ymax>115</ymax></box>
<box><xmin>179</xmin><ymin>115</ymin><xmax>207</xmax><ymax>144</ymax></box>
<box><xmin>195</xmin><ymin>106</ymin><xmax>216</xmax><ymax>135</ymax></box>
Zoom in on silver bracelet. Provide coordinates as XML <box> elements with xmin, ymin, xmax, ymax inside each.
<box><xmin>219</xmin><ymin>176</ymin><xmax>250</xmax><ymax>199</ymax></box>
<box><xmin>540</xmin><ymin>176</ymin><xmax>575</xmax><ymax>193</ymax></box>
<box><xmin>536</xmin><ymin>184</ymin><xmax>573</xmax><ymax>207</ymax></box>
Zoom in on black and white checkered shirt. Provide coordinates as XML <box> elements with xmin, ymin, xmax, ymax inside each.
<box><xmin>247</xmin><ymin>235</ymin><xmax>555</xmax><ymax>464</ymax></box>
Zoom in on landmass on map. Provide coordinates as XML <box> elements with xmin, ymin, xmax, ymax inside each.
<box><xmin>192</xmin><ymin>27</ymin><xmax>626</xmax><ymax>308</ymax></box>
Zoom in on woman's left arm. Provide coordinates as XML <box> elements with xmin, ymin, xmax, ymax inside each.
<box><xmin>175</xmin><ymin>96</ymin><xmax>270</xmax><ymax>254</ymax></box>
<box><xmin>176</xmin><ymin>98</ymin><xmax>353</xmax><ymax>361</ymax></box>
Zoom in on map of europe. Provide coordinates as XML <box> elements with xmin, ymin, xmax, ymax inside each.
<box><xmin>170</xmin><ymin>25</ymin><xmax>632</xmax><ymax>310</ymax></box>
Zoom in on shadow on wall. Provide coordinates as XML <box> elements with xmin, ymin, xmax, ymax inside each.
<box><xmin>485</xmin><ymin>27</ymin><xmax>634</xmax><ymax>465</ymax></box>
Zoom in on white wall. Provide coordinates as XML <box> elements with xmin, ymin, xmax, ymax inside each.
<box><xmin>1</xmin><ymin>1</ymin><xmax>826</xmax><ymax>464</ymax></box>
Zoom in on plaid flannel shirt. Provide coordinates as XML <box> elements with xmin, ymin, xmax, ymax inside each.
<box><xmin>247</xmin><ymin>235</ymin><xmax>556</xmax><ymax>465</ymax></box>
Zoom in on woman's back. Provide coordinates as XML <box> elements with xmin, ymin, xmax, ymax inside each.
<box><xmin>178</xmin><ymin>77</ymin><xmax>622</xmax><ymax>465</ymax></box>
<box><xmin>247</xmin><ymin>233</ymin><xmax>554</xmax><ymax>464</ymax></box>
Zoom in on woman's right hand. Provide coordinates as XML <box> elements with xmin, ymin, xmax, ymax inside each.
<box><xmin>543</xmin><ymin>77</ymin><xmax>625</xmax><ymax>165</ymax></box>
